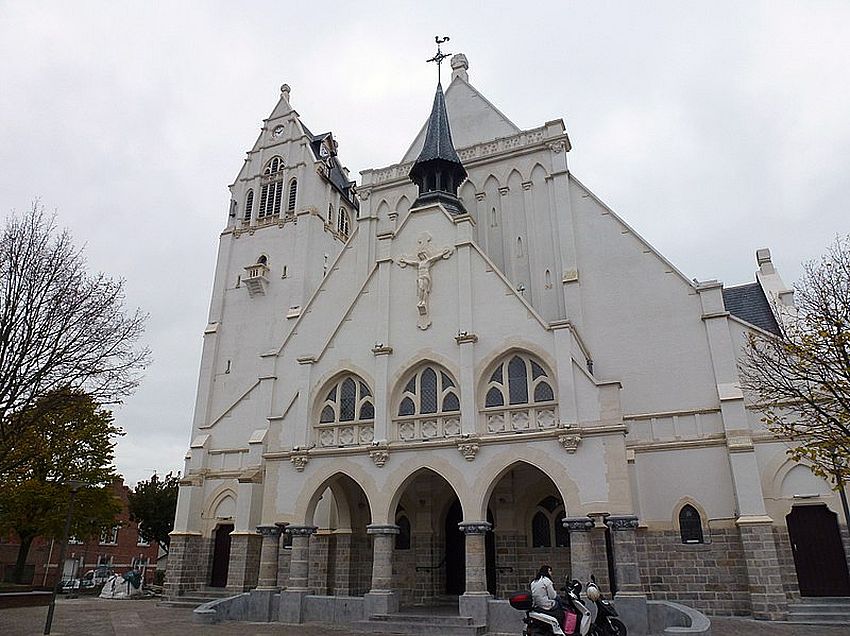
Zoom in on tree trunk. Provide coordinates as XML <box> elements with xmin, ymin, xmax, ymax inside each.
<box><xmin>13</xmin><ymin>533</ymin><xmax>35</xmax><ymax>584</ymax></box>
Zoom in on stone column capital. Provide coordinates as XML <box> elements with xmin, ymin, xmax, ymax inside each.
<box><xmin>458</xmin><ymin>521</ymin><xmax>492</xmax><ymax>535</ymax></box>
<box><xmin>563</xmin><ymin>517</ymin><xmax>595</xmax><ymax>532</ymax></box>
<box><xmin>256</xmin><ymin>524</ymin><xmax>282</xmax><ymax>537</ymax></box>
<box><xmin>366</xmin><ymin>523</ymin><xmax>400</xmax><ymax>535</ymax></box>
<box><xmin>605</xmin><ymin>515</ymin><xmax>639</xmax><ymax>531</ymax></box>
<box><xmin>285</xmin><ymin>524</ymin><xmax>318</xmax><ymax>537</ymax></box>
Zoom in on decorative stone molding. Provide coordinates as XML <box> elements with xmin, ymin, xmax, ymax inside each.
<box><xmin>475</xmin><ymin>192</ymin><xmax>486</xmax><ymax>201</ymax></box>
<box><xmin>256</xmin><ymin>524</ymin><xmax>281</xmax><ymax>537</ymax></box>
<box><xmin>290</xmin><ymin>451</ymin><xmax>310</xmax><ymax>472</ymax></box>
<box><xmin>366</xmin><ymin>524</ymin><xmax>400</xmax><ymax>535</ymax></box>
<box><xmin>243</xmin><ymin>262</ymin><xmax>270</xmax><ymax>297</ymax></box>
<box><xmin>285</xmin><ymin>525</ymin><xmax>318</xmax><ymax>537</ymax></box>
<box><xmin>547</xmin><ymin>140</ymin><xmax>567</xmax><ymax>154</ymax></box>
<box><xmin>562</xmin><ymin>269</ymin><xmax>579</xmax><ymax>283</ymax></box>
<box><xmin>371</xmin><ymin>343</ymin><xmax>393</xmax><ymax>356</ymax></box>
<box><xmin>457</xmin><ymin>437</ymin><xmax>480</xmax><ymax>461</ymax></box>
<box><xmin>563</xmin><ymin>517</ymin><xmax>595</xmax><ymax>532</ymax></box>
<box><xmin>455</xmin><ymin>330</ymin><xmax>478</xmax><ymax>345</ymax></box>
<box><xmin>498</xmin><ymin>186</ymin><xmax>510</xmax><ymax>196</ymax></box>
<box><xmin>357</xmin><ymin>188</ymin><xmax>371</xmax><ymax>201</ymax></box>
<box><xmin>458</xmin><ymin>521</ymin><xmax>492</xmax><ymax>535</ymax></box>
<box><xmin>521</xmin><ymin>181</ymin><xmax>533</xmax><ymax>191</ymax></box>
<box><xmin>726</xmin><ymin>430</ymin><xmax>754</xmax><ymax>453</ymax></box>
<box><xmin>558</xmin><ymin>433</ymin><xmax>581</xmax><ymax>453</ymax></box>
<box><xmin>606</xmin><ymin>515</ymin><xmax>640</xmax><ymax>531</ymax></box>
<box><xmin>369</xmin><ymin>442</ymin><xmax>390</xmax><ymax>467</ymax></box>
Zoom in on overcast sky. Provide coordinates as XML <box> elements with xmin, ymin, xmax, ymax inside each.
<box><xmin>1</xmin><ymin>1</ymin><xmax>848</xmax><ymax>487</ymax></box>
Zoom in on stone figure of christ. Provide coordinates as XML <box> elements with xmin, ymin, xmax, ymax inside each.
<box><xmin>397</xmin><ymin>236</ymin><xmax>454</xmax><ymax>329</ymax></box>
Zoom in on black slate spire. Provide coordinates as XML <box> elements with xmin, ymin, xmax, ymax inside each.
<box><xmin>408</xmin><ymin>81</ymin><xmax>468</xmax><ymax>214</ymax></box>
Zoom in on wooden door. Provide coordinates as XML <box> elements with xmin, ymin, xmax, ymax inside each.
<box><xmin>786</xmin><ymin>505</ymin><xmax>850</xmax><ymax>596</ymax></box>
<box><xmin>210</xmin><ymin>523</ymin><xmax>234</xmax><ymax>588</ymax></box>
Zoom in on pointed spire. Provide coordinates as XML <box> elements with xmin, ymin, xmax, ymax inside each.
<box><xmin>408</xmin><ymin>82</ymin><xmax>468</xmax><ymax>214</ymax></box>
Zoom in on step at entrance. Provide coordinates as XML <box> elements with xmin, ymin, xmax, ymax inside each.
<box><xmin>786</xmin><ymin>597</ymin><xmax>850</xmax><ymax>626</ymax></box>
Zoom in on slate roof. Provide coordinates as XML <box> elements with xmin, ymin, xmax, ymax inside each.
<box><xmin>302</xmin><ymin>124</ymin><xmax>358</xmax><ymax>209</ymax></box>
<box><xmin>414</xmin><ymin>83</ymin><xmax>464</xmax><ymax>167</ymax></box>
<box><xmin>722</xmin><ymin>282</ymin><xmax>782</xmax><ymax>335</ymax></box>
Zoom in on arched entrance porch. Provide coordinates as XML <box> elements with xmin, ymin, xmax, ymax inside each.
<box><xmin>483</xmin><ymin>461</ymin><xmax>571</xmax><ymax>598</ymax></box>
<box><xmin>391</xmin><ymin>467</ymin><xmax>464</xmax><ymax>606</ymax></box>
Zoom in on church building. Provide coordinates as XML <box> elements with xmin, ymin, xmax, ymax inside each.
<box><xmin>164</xmin><ymin>52</ymin><xmax>850</xmax><ymax>630</ymax></box>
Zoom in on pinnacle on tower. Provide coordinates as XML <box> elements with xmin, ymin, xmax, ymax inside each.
<box><xmin>408</xmin><ymin>39</ymin><xmax>468</xmax><ymax>215</ymax></box>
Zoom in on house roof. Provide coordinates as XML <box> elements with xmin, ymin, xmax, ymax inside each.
<box><xmin>722</xmin><ymin>282</ymin><xmax>782</xmax><ymax>335</ymax></box>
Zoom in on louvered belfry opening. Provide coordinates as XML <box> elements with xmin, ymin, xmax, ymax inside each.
<box><xmin>408</xmin><ymin>82</ymin><xmax>468</xmax><ymax>215</ymax></box>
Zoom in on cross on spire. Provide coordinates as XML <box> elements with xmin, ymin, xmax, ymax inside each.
<box><xmin>426</xmin><ymin>36</ymin><xmax>451</xmax><ymax>86</ymax></box>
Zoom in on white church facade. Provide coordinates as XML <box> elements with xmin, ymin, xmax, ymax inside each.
<box><xmin>164</xmin><ymin>53</ymin><xmax>850</xmax><ymax>628</ymax></box>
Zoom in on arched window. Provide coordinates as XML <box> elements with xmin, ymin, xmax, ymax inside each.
<box><xmin>316</xmin><ymin>374</ymin><xmax>375</xmax><ymax>447</ymax></box>
<box><xmin>327</xmin><ymin>202</ymin><xmax>334</xmax><ymax>224</ymax></box>
<box><xmin>257</xmin><ymin>255</ymin><xmax>267</xmax><ymax>266</ymax></box>
<box><xmin>244</xmin><ymin>190</ymin><xmax>254</xmax><ymax>223</ymax></box>
<box><xmin>338</xmin><ymin>208</ymin><xmax>350</xmax><ymax>238</ymax></box>
<box><xmin>259</xmin><ymin>157</ymin><xmax>284</xmax><ymax>220</ymax></box>
<box><xmin>287</xmin><ymin>178</ymin><xmax>298</xmax><ymax>213</ymax></box>
<box><xmin>484</xmin><ymin>353</ymin><xmax>555</xmax><ymax>408</ymax></box>
<box><xmin>679</xmin><ymin>504</ymin><xmax>704</xmax><ymax>544</ymax></box>
<box><xmin>397</xmin><ymin>366</ymin><xmax>460</xmax><ymax>418</ymax></box>
<box><xmin>530</xmin><ymin>496</ymin><xmax>569</xmax><ymax>548</ymax></box>
<box><xmin>516</xmin><ymin>236</ymin><xmax>524</xmax><ymax>257</ymax></box>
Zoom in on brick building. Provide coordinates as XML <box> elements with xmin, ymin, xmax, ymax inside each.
<box><xmin>0</xmin><ymin>478</ymin><xmax>160</xmax><ymax>588</ymax></box>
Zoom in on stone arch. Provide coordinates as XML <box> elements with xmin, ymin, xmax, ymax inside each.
<box><xmin>309</xmin><ymin>366</ymin><xmax>375</xmax><ymax>421</ymax></box>
<box><xmin>390</xmin><ymin>355</ymin><xmax>462</xmax><ymax>403</ymax></box>
<box><xmin>383</xmin><ymin>462</ymin><xmax>471</xmax><ymax>525</ymax></box>
<box><xmin>205</xmin><ymin>484</ymin><xmax>238</xmax><ymax>524</ymax></box>
<box><xmin>530</xmin><ymin>162</ymin><xmax>548</xmax><ymax>183</ymax></box>
<box><xmin>672</xmin><ymin>496</ymin><xmax>709</xmax><ymax>540</ymax></box>
<box><xmin>301</xmin><ymin>471</ymin><xmax>373</xmax><ymax>529</ymax></box>
<box><xmin>291</xmin><ymin>460</ymin><xmax>379</xmax><ymax>524</ymax></box>
<box><xmin>376</xmin><ymin>198</ymin><xmax>390</xmax><ymax>220</ymax></box>
<box><xmin>396</xmin><ymin>194</ymin><xmax>411</xmax><ymax>217</ymax></box>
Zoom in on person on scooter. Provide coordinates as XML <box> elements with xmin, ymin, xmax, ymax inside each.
<box><xmin>530</xmin><ymin>564</ymin><xmax>565</xmax><ymax>629</ymax></box>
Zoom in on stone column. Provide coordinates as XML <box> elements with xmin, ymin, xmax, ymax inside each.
<box><xmin>459</xmin><ymin>521</ymin><xmax>492</xmax><ymax>626</ymax></box>
<box><xmin>606</xmin><ymin>515</ymin><xmax>648</xmax><ymax>636</ymax></box>
<box><xmin>365</xmin><ymin>524</ymin><xmax>399</xmax><ymax>616</ymax></box>
<box><xmin>563</xmin><ymin>517</ymin><xmax>595</xmax><ymax>583</ymax></box>
<box><xmin>737</xmin><ymin>518</ymin><xmax>788</xmax><ymax>620</ymax></box>
<box><xmin>284</xmin><ymin>525</ymin><xmax>316</xmax><ymax>591</ymax></box>
<box><xmin>256</xmin><ymin>525</ymin><xmax>282</xmax><ymax>589</ymax></box>
<box><xmin>279</xmin><ymin>525</ymin><xmax>316</xmax><ymax>624</ymax></box>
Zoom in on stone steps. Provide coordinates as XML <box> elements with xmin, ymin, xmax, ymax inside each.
<box><xmin>160</xmin><ymin>587</ymin><xmax>237</xmax><ymax>608</ymax></box>
<box><xmin>358</xmin><ymin>613</ymin><xmax>487</xmax><ymax>635</ymax></box>
<box><xmin>786</xmin><ymin>597</ymin><xmax>850</xmax><ymax>625</ymax></box>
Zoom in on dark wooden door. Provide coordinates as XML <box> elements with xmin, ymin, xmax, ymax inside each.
<box><xmin>210</xmin><ymin>523</ymin><xmax>234</xmax><ymax>588</ymax></box>
<box><xmin>786</xmin><ymin>505</ymin><xmax>850</xmax><ymax>596</ymax></box>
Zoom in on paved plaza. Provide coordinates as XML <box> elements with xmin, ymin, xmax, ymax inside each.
<box><xmin>1</xmin><ymin>597</ymin><xmax>849</xmax><ymax>635</ymax></box>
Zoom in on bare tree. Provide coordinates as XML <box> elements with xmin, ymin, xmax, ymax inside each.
<box><xmin>739</xmin><ymin>235</ymin><xmax>850</xmax><ymax>524</ymax></box>
<box><xmin>0</xmin><ymin>203</ymin><xmax>150</xmax><ymax>475</ymax></box>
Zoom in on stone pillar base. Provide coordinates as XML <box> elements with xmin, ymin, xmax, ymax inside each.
<box><xmin>459</xmin><ymin>592</ymin><xmax>490</xmax><ymax>624</ymax></box>
<box><xmin>364</xmin><ymin>591</ymin><xmax>399</xmax><ymax>616</ymax></box>
<box><xmin>247</xmin><ymin>588</ymin><xmax>278</xmax><ymax>622</ymax></box>
<box><xmin>279</xmin><ymin>590</ymin><xmax>309</xmax><ymax>623</ymax></box>
<box><xmin>612</xmin><ymin>594</ymin><xmax>648</xmax><ymax>636</ymax></box>
<box><xmin>738</xmin><ymin>518</ymin><xmax>788</xmax><ymax>620</ymax></box>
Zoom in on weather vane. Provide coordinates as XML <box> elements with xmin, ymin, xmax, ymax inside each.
<box><xmin>426</xmin><ymin>36</ymin><xmax>451</xmax><ymax>85</ymax></box>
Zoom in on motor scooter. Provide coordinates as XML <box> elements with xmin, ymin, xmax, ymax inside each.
<box><xmin>584</xmin><ymin>577</ymin><xmax>627</xmax><ymax>636</ymax></box>
<box><xmin>510</xmin><ymin>579</ymin><xmax>592</xmax><ymax>636</ymax></box>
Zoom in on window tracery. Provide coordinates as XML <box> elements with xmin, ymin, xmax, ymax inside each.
<box><xmin>338</xmin><ymin>208</ymin><xmax>350</xmax><ymax>238</ymax></box>
<box><xmin>244</xmin><ymin>189</ymin><xmax>254</xmax><ymax>224</ymax></box>
<box><xmin>287</xmin><ymin>178</ymin><xmax>298</xmax><ymax>213</ymax></box>
<box><xmin>316</xmin><ymin>375</ymin><xmax>374</xmax><ymax>447</ymax></box>
<box><xmin>259</xmin><ymin>156</ymin><xmax>284</xmax><ymax>220</ymax></box>
<box><xmin>483</xmin><ymin>353</ymin><xmax>558</xmax><ymax>434</ymax></box>
<box><xmin>394</xmin><ymin>365</ymin><xmax>461</xmax><ymax>441</ymax></box>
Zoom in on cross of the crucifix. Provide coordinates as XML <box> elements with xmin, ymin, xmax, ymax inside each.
<box><xmin>426</xmin><ymin>36</ymin><xmax>451</xmax><ymax>85</ymax></box>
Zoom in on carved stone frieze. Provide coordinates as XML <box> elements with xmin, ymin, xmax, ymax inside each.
<box><xmin>290</xmin><ymin>451</ymin><xmax>310</xmax><ymax>472</ymax></box>
<box><xmin>369</xmin><ymin>442</ymin><xmax>390</xmax><ymax>467</ymax></box>
<box><xmin>605</xmin><ymin>515</ymin><xmax>639</xmax><ymax>531</ymax></box>
<box><xmin>256</xmin><ymin>524</ymin><xmax>281</xmax><ymax>537</ymax></box>
<box><xmin>562</xmin><ymin>517</ymin><xmax>595</xmax><ymax>532</ymax></box>
<box><xmin>458</xmin><ymin>521</ymin><xmax>492</xmax><ymax>535</ymax></box>
<box><xmin>285</xmin><ymin>525</ymin><xmax>317</xmax><ymax>537</ymax></box>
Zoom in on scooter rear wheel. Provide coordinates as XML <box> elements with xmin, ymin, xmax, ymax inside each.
<box><xmin>607</xmin><ymin>618</ymin><xmax>627</xmax><ymax>636</ymax></box>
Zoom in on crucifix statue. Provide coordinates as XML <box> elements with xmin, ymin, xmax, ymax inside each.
<box><xmin>426</xmin><ymin>36</ymin><xmax>451</xmax><ymax>85</ymax></box>
<box><xmin>397</xmin><ymin>232</ymin><xmax>453</xmax><ymax>330</ymax></box>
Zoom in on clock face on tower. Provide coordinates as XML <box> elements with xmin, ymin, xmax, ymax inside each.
<box><xmin>272</xmin><ymin>125</ymin><xmax>285</xmax><ymax>138</ymax></box>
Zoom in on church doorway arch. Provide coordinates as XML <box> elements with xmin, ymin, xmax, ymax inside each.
<box><xmin>484</xmin><ymin>462</ymin><xmax>570</xmax><ymax>598</ymax></box>
<box><xmin>786</xmin><ymin>504</ymin><xmax>850</xmax><ymax>596</ymax></box>
<box><xmin>391</xmin><ymin>468</ymin><xmax>463</xmax><ymax>606</ymax></box>
<box><xmin>209</xmin><ymin>523</ymin><xmax>233</xmax><ymax>587</ymax></box>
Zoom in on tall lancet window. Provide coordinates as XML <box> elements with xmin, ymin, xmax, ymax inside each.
<box><xmin>287</xmin><ymin>178</ymin><xmax>298</xmax><ymax>213</ymax></box>
<box><xmin>259</xmin><ymin>157</ymin><xmax>284</xmax><ymax>220</ymax></box>
<box><xmin>243</xmin><ymin>190</ymin><xmax>254</xmax><ymax>224</ymax></box>
<box><xmin>338</xmin><ymin>208</ymin><xmax>350</xmax><ymax>238</ymax></box>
